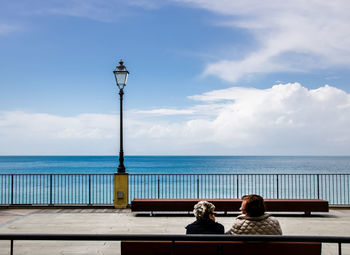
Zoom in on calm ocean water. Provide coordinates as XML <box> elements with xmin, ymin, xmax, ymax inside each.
<box><xmin>0</xmin><ymin>156</ymin><xmax>350</xmax><ymax>174</ymax></box>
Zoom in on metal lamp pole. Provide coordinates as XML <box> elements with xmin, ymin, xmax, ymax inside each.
<box><xmin>113</xmin><ymin>60</ymin><xmax>129</xmax><ymax>173</ymax></box>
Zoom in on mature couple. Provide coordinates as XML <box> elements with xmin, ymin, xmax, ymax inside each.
<box><xmin>185</xmin><ymin>194</ymin><xmax>282</xmax><ymax>235</ymax></box>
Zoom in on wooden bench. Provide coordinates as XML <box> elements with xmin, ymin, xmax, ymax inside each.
<box><xmin>121</xmin><ymin>240</ymin><xmax>322</xmax><ymax>255</ymax></box>
<box><xmin>131</xmin><ymin>199</ymin><xmax>329</xmax><ymax>215</ymax></box>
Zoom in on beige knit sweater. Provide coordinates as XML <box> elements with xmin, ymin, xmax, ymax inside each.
<box><xmin>227</xmin><ymin>213</ymin><xmax>282</xmax><ymax>235</ymax></box>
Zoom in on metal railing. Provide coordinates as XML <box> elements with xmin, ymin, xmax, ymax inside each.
<box><xmin>1</xmin><ymin>174</ymin><xmax>350</xmax><ymax>206</ymax></box>
<box><xmin>129</xmin><ymin>174</ymin><xmax>350</xmax><ymax>205</ymax></box>
<box><xmin>0</xmin><ymin>234</ymin><xmax>349</xmax><ymax>255</ymax></box>
<box><xmin>0</xmin><ymin>174</ymin><xmax>113</xmax><ymax>205</ymax></box>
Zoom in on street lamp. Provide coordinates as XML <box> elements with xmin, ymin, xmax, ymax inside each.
<box><xmin>114</xmin><ymin>60</ymin><xmax>129</xmax><ymax>173</ymax></box>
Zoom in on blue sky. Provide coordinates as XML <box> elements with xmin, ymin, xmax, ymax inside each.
<box><xmin>1</xmin><ymin>0</ymin><xmax>350</xmax><ymax>155</ymax></box>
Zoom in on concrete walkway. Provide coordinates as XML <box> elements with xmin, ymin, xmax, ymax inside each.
<box><xmin>0</xmin><ymin>208</ymin><xmax>349</xmax><ymax>255</ymax></box>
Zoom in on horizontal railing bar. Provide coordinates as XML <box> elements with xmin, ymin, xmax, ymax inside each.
<box><xmin>129</xmin><ymin>173</ymin><xmax>350</xmax><ymax>176</ymax></box>
<box><xmin>0</xmin><ymin>173</ymin><xmax>114</xmax><ymax>176</ymax></box>
<box><xmin>0</xmin><ymin>234</ymin><xmax>350</xmax><ymax>243</ymax></box>
<box><xmin>1</xmin><ymin>173</ymin><xmax>349</xmax><ymax>176</ymax></box>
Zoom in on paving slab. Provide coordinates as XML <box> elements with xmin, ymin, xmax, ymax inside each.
<box><xmin>0</xmin><ymin>209</ymin><xmax>349</xmax><ymax>255</ymax></box>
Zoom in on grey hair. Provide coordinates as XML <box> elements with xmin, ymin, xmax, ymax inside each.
<box><xmin>193</xmin><ymin>201</ymin><xmax>215</xmax><ymax>220</ymax></box>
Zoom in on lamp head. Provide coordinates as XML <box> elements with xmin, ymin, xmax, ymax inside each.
<box><xmin>113</xmin><ymin>60</ymin><xmax>129</xmax><ymax>89</ymax></box>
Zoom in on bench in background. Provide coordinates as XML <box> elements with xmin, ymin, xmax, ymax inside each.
<box><xmin>131</xmin><ymin>199</ymin><xmax>329</xmax><ymax>215</ymax></box>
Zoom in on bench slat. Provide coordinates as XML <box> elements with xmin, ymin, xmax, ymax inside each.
<box><xmin>121</xmin><ymin>241</ymin><xmax>173</xmax><ymax>255</ymax></box>
<box><xmin>121</xmin><ymin>241</ymin><xmax>322</xmax><ymax>255</ymax></box>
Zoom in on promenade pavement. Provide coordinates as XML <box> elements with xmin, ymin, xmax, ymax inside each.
<box><xmin>0</xmin><ymin>208</ymin><xmax>349</xmax><ymax>255</ymax></box>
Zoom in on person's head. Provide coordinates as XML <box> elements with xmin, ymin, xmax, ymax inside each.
<box><xmin>240</xmin><ymin>194</ymin><xmax>266</xmax><ymax>217</ymax></box>
<box><xmin>193</xmin><ymin>201</ymin><xmax>216</xmax><ymax>221</ymax></box>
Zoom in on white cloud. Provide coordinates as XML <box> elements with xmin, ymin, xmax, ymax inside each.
<box><xmin>176</xmin><ymin>0</ymin><xmax>350</xmax><ymax>82</ymax></box>
<box><xmin>34</xmin><ymin>0</ymin><xmax>125</xmax><ymax>22</ymax></box>
<box><xmin>0</xmin><ymin>112</ymin><xmax>118</xmax><ymax>139</ymax></box>
<box><xmin>0</xmin><ymin>24</ymin><xmax>19</xmax><ymax>35</ymax></box>
<box><xmin>127</xmin><ymin>82</ymin><xmax>350</xmax><ymax>155</ymax></box>
<box><xmin>15</xmin><ymin>0</ymin><xmax>164</xmax><ymax>22</ymax></box>
<box><xmin>135</xmin><ymin>108</ymin><xmax>194</xmax><ymax>115</ymax></box>
<box><xmin>2</xmin><ymin>83</ymin><xmax>349</xmax><ymax>155</ymax></box>
<box><xmin>189</xmin><ymin>87</ymin><xmax>261</xmax><ymax>102</ymax></box>
<box><xmin>0</xmin><ymin>112</ymin><xmax>119</xmax><ymax>155</ymax></box>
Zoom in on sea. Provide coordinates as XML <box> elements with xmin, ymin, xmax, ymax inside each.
<box><xmin>1</xmin><ymin>156</ymin><xmax>350</xmax><ymax>174</ymax></box>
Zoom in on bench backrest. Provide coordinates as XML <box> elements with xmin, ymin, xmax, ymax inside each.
<box><xmin>131</xmin><ymin>199</ymin><xmax>329</xmax><ymax>213</ymax></box>
<box><xmin>121</xmin><ymin>240</ymin><xmax>321</xmax><ymax>255</ymax></box>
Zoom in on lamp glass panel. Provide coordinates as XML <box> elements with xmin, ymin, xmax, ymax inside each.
<box><xmin>115</xmin><ymin>71</ymin><xmax>128</xmax><ymax>86</ymax></box>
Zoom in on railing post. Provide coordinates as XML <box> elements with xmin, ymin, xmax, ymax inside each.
<box><xmin>50</xmin><ymin>174</ymin><xmax>53</xmax><ymax>205</ymax></box>
<box><xmin>157</xmin><ymin>178</ymin><xmax>160</xmax><ymax>199</ymax></box>
<box><xmin>338</xmin><ymin>242</ymin><xmax>342</xmax><ymax>255</ymax></box>
<box><xmin>89</xmin><ymin>175</ymin><xmax>91</xmax><ymax>205</ymax></box>
<box><xmin>276</xmin><ymin>174</ymin><xmax>279</xmax><ymax>199</ymax></box>
<box><xmin>10</xmin><ymin>239</ymin><xmax>13</xmax><ymax>255</ymax></box>
<box><xmin>114</xmin><ymin>173</ymin><xmax>129</xmax><ymax>208</ymax></box>
<box><xmin>197</xmin><ymin>177</ymin><xmax>199</xmax><ymax>199</ymax></box>
<box><xmin>11</xmin><ymin>174</ymin><xmax>14</xmax><ymax>205</ymax></box>
<box><xmin>317</xmin><ymin>174</ymin><xmax>320</xmax><ymax>199</ymax></box>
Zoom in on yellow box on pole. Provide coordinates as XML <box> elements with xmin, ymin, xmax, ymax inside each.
<box><xmin>114</xmin><ymin>173</ymin><xmax>129</xmax><ymax>208</ymax></box>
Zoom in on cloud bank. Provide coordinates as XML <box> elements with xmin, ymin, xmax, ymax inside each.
<box><xmin>1</xmin><ymin>83</ymin><xmax>349</xmax><ymax>155</ymax></box>
<box><xmin>177</xmin><ymin>0</ymin><xmax>350</xmax><ymax>82</ymax></box>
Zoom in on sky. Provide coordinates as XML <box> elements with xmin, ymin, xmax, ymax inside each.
<box><xmin>1</xmin><ymin>0</ymin><xmax>350</xmax><ymax>155</ymax></box>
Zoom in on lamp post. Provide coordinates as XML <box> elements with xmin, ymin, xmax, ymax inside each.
<box><xmin>113</xmin><ymin>60</ymin><xmax>129</xmax><ymax>173</ymax></box>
